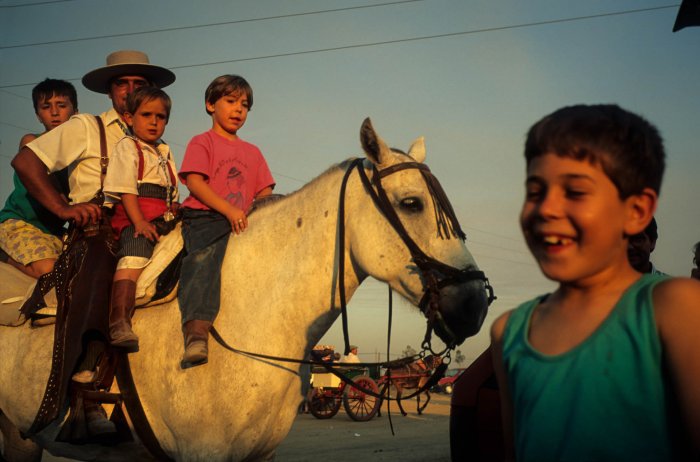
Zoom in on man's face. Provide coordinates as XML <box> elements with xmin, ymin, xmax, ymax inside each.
<box><xmin>628</xmin><ymin>232</ymin><xmax>655</xmax><ymax>272</ymax></box>
<box><xmin>108</xmin><ymin>75</ymin><xmax>149</xmax><ymax>115</ymax></box>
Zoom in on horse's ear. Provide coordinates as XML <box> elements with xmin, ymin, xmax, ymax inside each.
<box><xmin>407</xmin><ymin>136</ymin><xmax>426</xmax><ymax>163</ymax></box>
<box><xmin>360</xmin><ymin>117</ymin><xmax>391</xmax><ymax>166</ymax></box>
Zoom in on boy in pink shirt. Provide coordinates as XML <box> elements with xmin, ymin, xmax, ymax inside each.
<box><xmin>177</xmin><ymin>75</ymin><xmax>274</xmax><ymax>369</ymax></box>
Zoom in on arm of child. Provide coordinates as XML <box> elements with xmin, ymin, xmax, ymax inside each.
<box><xmin>491</xmin><ymin>311</ymin><xmax>515</xmax><ymax>462</ymax></box>
<box><xmin>184</xmin><ymin>173</ymin><xmax>247</xmax><ymax>234</ymax></box>
<box><xmin>654</xmin><ymin>278</ymin><xmax>700</xmax><ymax>455</ymax></box>
<box><xmin>122</xmin><ymin>193</ymin><xmax>159</xmax><ymax>242</ymax></box>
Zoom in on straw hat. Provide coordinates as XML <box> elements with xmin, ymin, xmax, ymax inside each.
<box><xmin>82</xmin><ymin>50</ymin><xmax>175</xmax><ymax>94</ymax></box>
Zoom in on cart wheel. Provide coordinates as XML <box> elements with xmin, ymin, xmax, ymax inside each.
<box><xmin>309</xmin><ymin>388</ymin><xmax>341</xmax><ymax>419</ymax></box>
<box><xmin>343</xmin><ymin>375</ymin><xmax>380</xmax><ymax>422</ymax></box>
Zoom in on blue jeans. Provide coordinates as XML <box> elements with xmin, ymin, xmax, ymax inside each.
<box><xmin>177</xmin><ymin>209</ymin><xmax>231</xmax><ymax>324</ymax></box>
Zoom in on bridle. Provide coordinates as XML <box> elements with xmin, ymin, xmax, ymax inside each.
<box><xmin>205</xmin><ymin>156</ymin><xmax>496</xmax><ymax>417</ymax></box>
<box><xmin>337</xmin><ymin>158</ymin><xmax>496</xmax><ymax>354</ymax></box>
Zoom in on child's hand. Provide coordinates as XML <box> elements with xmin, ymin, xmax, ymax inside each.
<box><xmin>133</xmin><ymin>220</ymin><xmax>159</xmax><ymax>242</ymax></box>
<box><xmin>224</xmin><ymin>206</ymin><xmax>247</xmax><ymax>235</ymax></box>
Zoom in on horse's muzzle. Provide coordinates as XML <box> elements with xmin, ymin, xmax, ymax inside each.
<box><xmin>433</xmin><ymin>279</ymin><xmax>490</xmax><ymax>347</ymax></box>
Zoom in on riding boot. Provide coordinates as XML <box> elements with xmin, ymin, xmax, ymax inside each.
<box><xmin>108</xmin><ymin>279</ymin><xmax>139</xmax><ymax>352</ymax></box>
<box><xmin>83</xmin><ymin>399</ymin><xmax>117</xmax><ymax>437</ymax></box>
<box><xmin>181</xmin><ymin>319</ymin><xmax>211</xmax><ymax>369</ymax></box>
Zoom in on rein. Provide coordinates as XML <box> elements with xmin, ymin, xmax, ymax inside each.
<box><xmin>210</xmin><ymin>156</ymin><xmax>494</xmax><ymax>403</ymax></box>
<box><xmin>338</xmin><ymin>158</ymin><xmax>495</xmax><ymax>353</ymax></box>
<box><xmin>209</xmin><ymin>326</ymin><xmax>446</xmax><ymax>402</ymax></box>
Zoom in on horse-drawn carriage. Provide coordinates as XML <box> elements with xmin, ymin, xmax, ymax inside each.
<box><xmin>307</xmin><ymin>348</ymin><xmax>442</xmax><ymax>422</ymax></box>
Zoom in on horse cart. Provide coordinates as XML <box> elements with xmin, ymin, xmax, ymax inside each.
<box><xmin>308</xmin><ymin>366</ymin><xmax>381</xmax><ymax>421</ymax></box>
<box><xmin>307</xmin><ymin>349</ymin><xmax>442</xmax><ymax>421</ymax></box>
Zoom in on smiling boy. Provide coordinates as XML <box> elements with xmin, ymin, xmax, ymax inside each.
<box><xmin>491</xmin><ymin>105</ymin><xmax>700</xmax><ymax>461</ymax></box>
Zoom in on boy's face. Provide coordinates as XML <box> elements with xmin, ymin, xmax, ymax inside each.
<box><xmin>36</xmin><ymin>93</ymin><xmax>76</xmax><ymax>132</ymax></box>
<box><xmin>206</xmin><ymin>91</ymin><xmax>249</xmax><ymax>138</ymax></box>
<box><xmin>520</xmin><ymin>153</ymin><xmax>645</xmax><ymax>283</ymax></box>
<box><xmin>108</xmin><ymin>75</ymin><xmax>149</xmax><ymax>115</ymax></box>
<box><xmin>124</xmin><ymin>98</ymin><xmax>168</xmax><ymax>146</ymax></box>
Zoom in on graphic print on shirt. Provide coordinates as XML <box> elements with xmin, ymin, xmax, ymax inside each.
<box><xmin>213</xmin><ymin>158</ymin><xmax>250</xmax><ymax>210</ymax></box>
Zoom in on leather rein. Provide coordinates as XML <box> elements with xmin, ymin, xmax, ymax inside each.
<box><xmin>211</xmin><ymin>157</ymin><xmax>495</xmax><ymax>398</ymax></box>
<box><xmin>337</xmin><ymin>158</ymin><xmax>495</xmax><ymax>354</ymax></box>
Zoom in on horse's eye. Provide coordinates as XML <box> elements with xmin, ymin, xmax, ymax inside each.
<box><xmin>400</xmin><ymin>197</ymin><xmax>423</xmax><ymax>213</ymax></box>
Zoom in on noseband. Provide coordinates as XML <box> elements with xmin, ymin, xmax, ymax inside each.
<box><xmin>338</xmin><ymin>158</ymin><xmax>495</xmax><ymax>352</ymax></box>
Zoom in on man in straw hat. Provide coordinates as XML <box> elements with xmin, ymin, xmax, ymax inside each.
<box><xmin>11</xmin><ymin>50</ymin><xmax>174</xmax><ymax>439</ymax></box>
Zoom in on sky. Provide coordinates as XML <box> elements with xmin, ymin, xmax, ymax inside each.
<box><xmin>1</xmin><ymin>0</ymin><xmax>698</xmax><ymax>365</ymax></box>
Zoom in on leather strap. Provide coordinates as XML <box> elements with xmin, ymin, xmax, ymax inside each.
<box><xmin>95</xmin><ymin>115</ymin><xmax>108</xmax><ymax>188</ymax></box>
<box><xmin>116</xmin><ymin>354</ymin><xmax>174</xmax><ymax>461</ymax></box>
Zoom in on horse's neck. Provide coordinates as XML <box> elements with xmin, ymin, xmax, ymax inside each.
<box><xmin>216</xmin><ymin>166</ymin><xmax>363</xmax><ymax>351</ymax></box>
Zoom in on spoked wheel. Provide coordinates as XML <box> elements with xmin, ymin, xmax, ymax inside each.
<box><xmin>309</xmin><ymin>388</ymin><xmax>341</xmax><ymax>419</ymax></box>
<box><xmin>343</xmin><ymin>375</ymin><xmax>380</xmax><ymax>422</ymax></box>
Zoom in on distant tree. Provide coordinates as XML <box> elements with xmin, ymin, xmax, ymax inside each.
<box><xmin>401</xmin><ymin>345</ymin><xmax>417</xmax><ymax>358</ymax></box>
<box><xmin>454</xmin><ymin>349</ymin><xmax>465</xmax><ymax>366</ymax></box>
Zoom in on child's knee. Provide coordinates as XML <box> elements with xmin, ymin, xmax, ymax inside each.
<box><xmin>28</xmin><ymin>258</ymin><xmax>57</xmax><ymax>278</ymax></box>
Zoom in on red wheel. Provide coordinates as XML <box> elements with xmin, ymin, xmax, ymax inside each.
<box><xmin>309</xmin><ymin>388</ymin><xmax>341</xmax><ymax>419</ymax></box>
<box><xmin>343</xmin><ymin>375</ymin><xmax>380</xmax><ymax>422</ymax></box>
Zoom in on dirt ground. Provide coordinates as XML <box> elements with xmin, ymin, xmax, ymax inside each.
<box><xmin>38</xmin><ymin>393</ymin><xmax>453</xmax><ymax>461</ymax></box>
<box><xmin>274</xmin><ymin>393</ymin><xmax>453</xmax><ymax>461</ymax></box>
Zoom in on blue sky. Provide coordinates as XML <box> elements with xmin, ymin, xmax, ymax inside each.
<box><xmin>1</xmin><ymin>0</ymin><xmax>698</xmax><ymax>363</ymax></box>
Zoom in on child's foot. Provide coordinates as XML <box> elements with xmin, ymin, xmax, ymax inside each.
<box><xmin>180</xmin><ymin>319</ymin><xmax>211</xmax><ymax>369</ymax></box>
<box><xmin>110</xmin><ymin>323</ymin><xmax>139</xmax><ymax>353</ymax></box>
<box><xmin>181</xmin><ymin>340</ymin><xmax>208</xmax><ymax>369</ymax></box>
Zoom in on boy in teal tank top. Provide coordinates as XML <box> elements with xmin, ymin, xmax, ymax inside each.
<box><xmin>491</xmin><ymin>105</ymin><xmax>700</xmax><ymax>461</ymax></box>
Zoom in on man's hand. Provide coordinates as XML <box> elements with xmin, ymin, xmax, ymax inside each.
<box><xmin>58</xmin><ymin>202</ymin><xmax>102</xmax><ymax>227</ymax></box>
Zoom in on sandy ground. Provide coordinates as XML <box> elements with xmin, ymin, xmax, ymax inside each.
<box><xmin>274</xmin><ymin>393</ymin><xmax>452</xmax><ymax>461</ymax></box>
<box><xmin>36</xmin><ymin>393</ymin><xmax>452</xmax><ymax>461</ymax></box>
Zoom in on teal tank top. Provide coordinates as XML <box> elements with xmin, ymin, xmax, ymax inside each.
<box><xmin>502</xmin><ymin>274</ymin><xmax>680</xmax><ymax>461</ymax></box>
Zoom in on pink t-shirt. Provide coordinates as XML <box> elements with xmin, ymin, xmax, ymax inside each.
<box><xmin>179</xmin><ymin>130</ymin><xmax>275</xmax><ymax>212</ymax></box>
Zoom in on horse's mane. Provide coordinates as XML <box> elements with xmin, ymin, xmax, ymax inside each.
<box><xmin>248</xmin><ymin>158</ymin><xmax>357</xmax><ymax>215</ymax></box>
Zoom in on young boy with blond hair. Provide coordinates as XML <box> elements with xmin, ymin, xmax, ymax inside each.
<box><xmin>491</xmin><ymin>104</ymin><xmax>700</xmax><ymax>461</ymax></box>
<box><xmin>177</xmin><ymin>74</ymin><xmax>275</xmax><ymax>369</ymax></box>
<box><xmin>0</xmin><ymin>78</ymin><xmax>77</xmax><ymax>278</ymax></box>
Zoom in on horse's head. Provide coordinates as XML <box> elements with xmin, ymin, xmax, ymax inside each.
<box><xmin>345</xmin><ymin>118</ymin><xmax>494</xmax><ymax>347</ymax></box>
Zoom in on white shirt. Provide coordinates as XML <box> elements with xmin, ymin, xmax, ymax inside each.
<box><xmin>27</xmin><ymin>108</ymin><xmax>127</xmax><ymax>204</ymax></box>
<box><xmin>103</xmin><ymin>136</ymin><xmax>179</xmax><ymax>205</ymax></box>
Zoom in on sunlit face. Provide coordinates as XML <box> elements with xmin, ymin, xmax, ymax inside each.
<box><xmin>36</xmin><ymin>94</ymin><xmax>76</xmax><ymax>131</ymax></box>
<box><xmin>108</xmin><ymin>75</ymin><xmax>149</xmax><ymax>115</ymax></box>
<box><xmin>520</xmin><ymin>153</ymin><xmax>636</xmax><ymax>284</ymax></box>
<box><xmin>124</xmin><ymin>98</ymin><xmax>168</xmax><ymax>146</ymax></box>
<box><xmin>206</xmin><ymin>91</ymin><xmax>249</xmax><ymax>139</ymax></box>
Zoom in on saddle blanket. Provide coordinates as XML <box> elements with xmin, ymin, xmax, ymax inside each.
<box><xmin>0</xmin><ymin>223</ymin><xmax>183</xmax><ymax>327</ymax></box>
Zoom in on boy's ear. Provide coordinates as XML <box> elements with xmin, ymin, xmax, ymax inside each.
<box><xmin>624</xmin><ymin>188</ymin><xmax>657</xmax><ymax>236</ymax></box>
<box><xmin>123</xmin><ymin>112</ymin><xmax>134</xmax><ymax>127</ymax></box>
<box><xmin>205</xmin><ymin>101</ymin><xmax>215</xmax><ymax>114</ymax></box>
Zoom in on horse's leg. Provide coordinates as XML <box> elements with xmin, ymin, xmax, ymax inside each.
<box><xmin>417</xmin><ymin>391</ymin><xmax>431</xmax><ymax>415</ymax></box>
<box><xmin>0</xmin><ymin>410</ymin><xmax>43</xmax><ymax>462</ymax></box>
<box><xmin>395</xmin><ymin>385</ymin><xmax>408</xmax><ymax>417</ymax></box>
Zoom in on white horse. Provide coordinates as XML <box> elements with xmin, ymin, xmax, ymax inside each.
<box><xmin>0</xmin><ymin>119</ymin><xmax>491</xmax><ymax>461</ymax></box>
